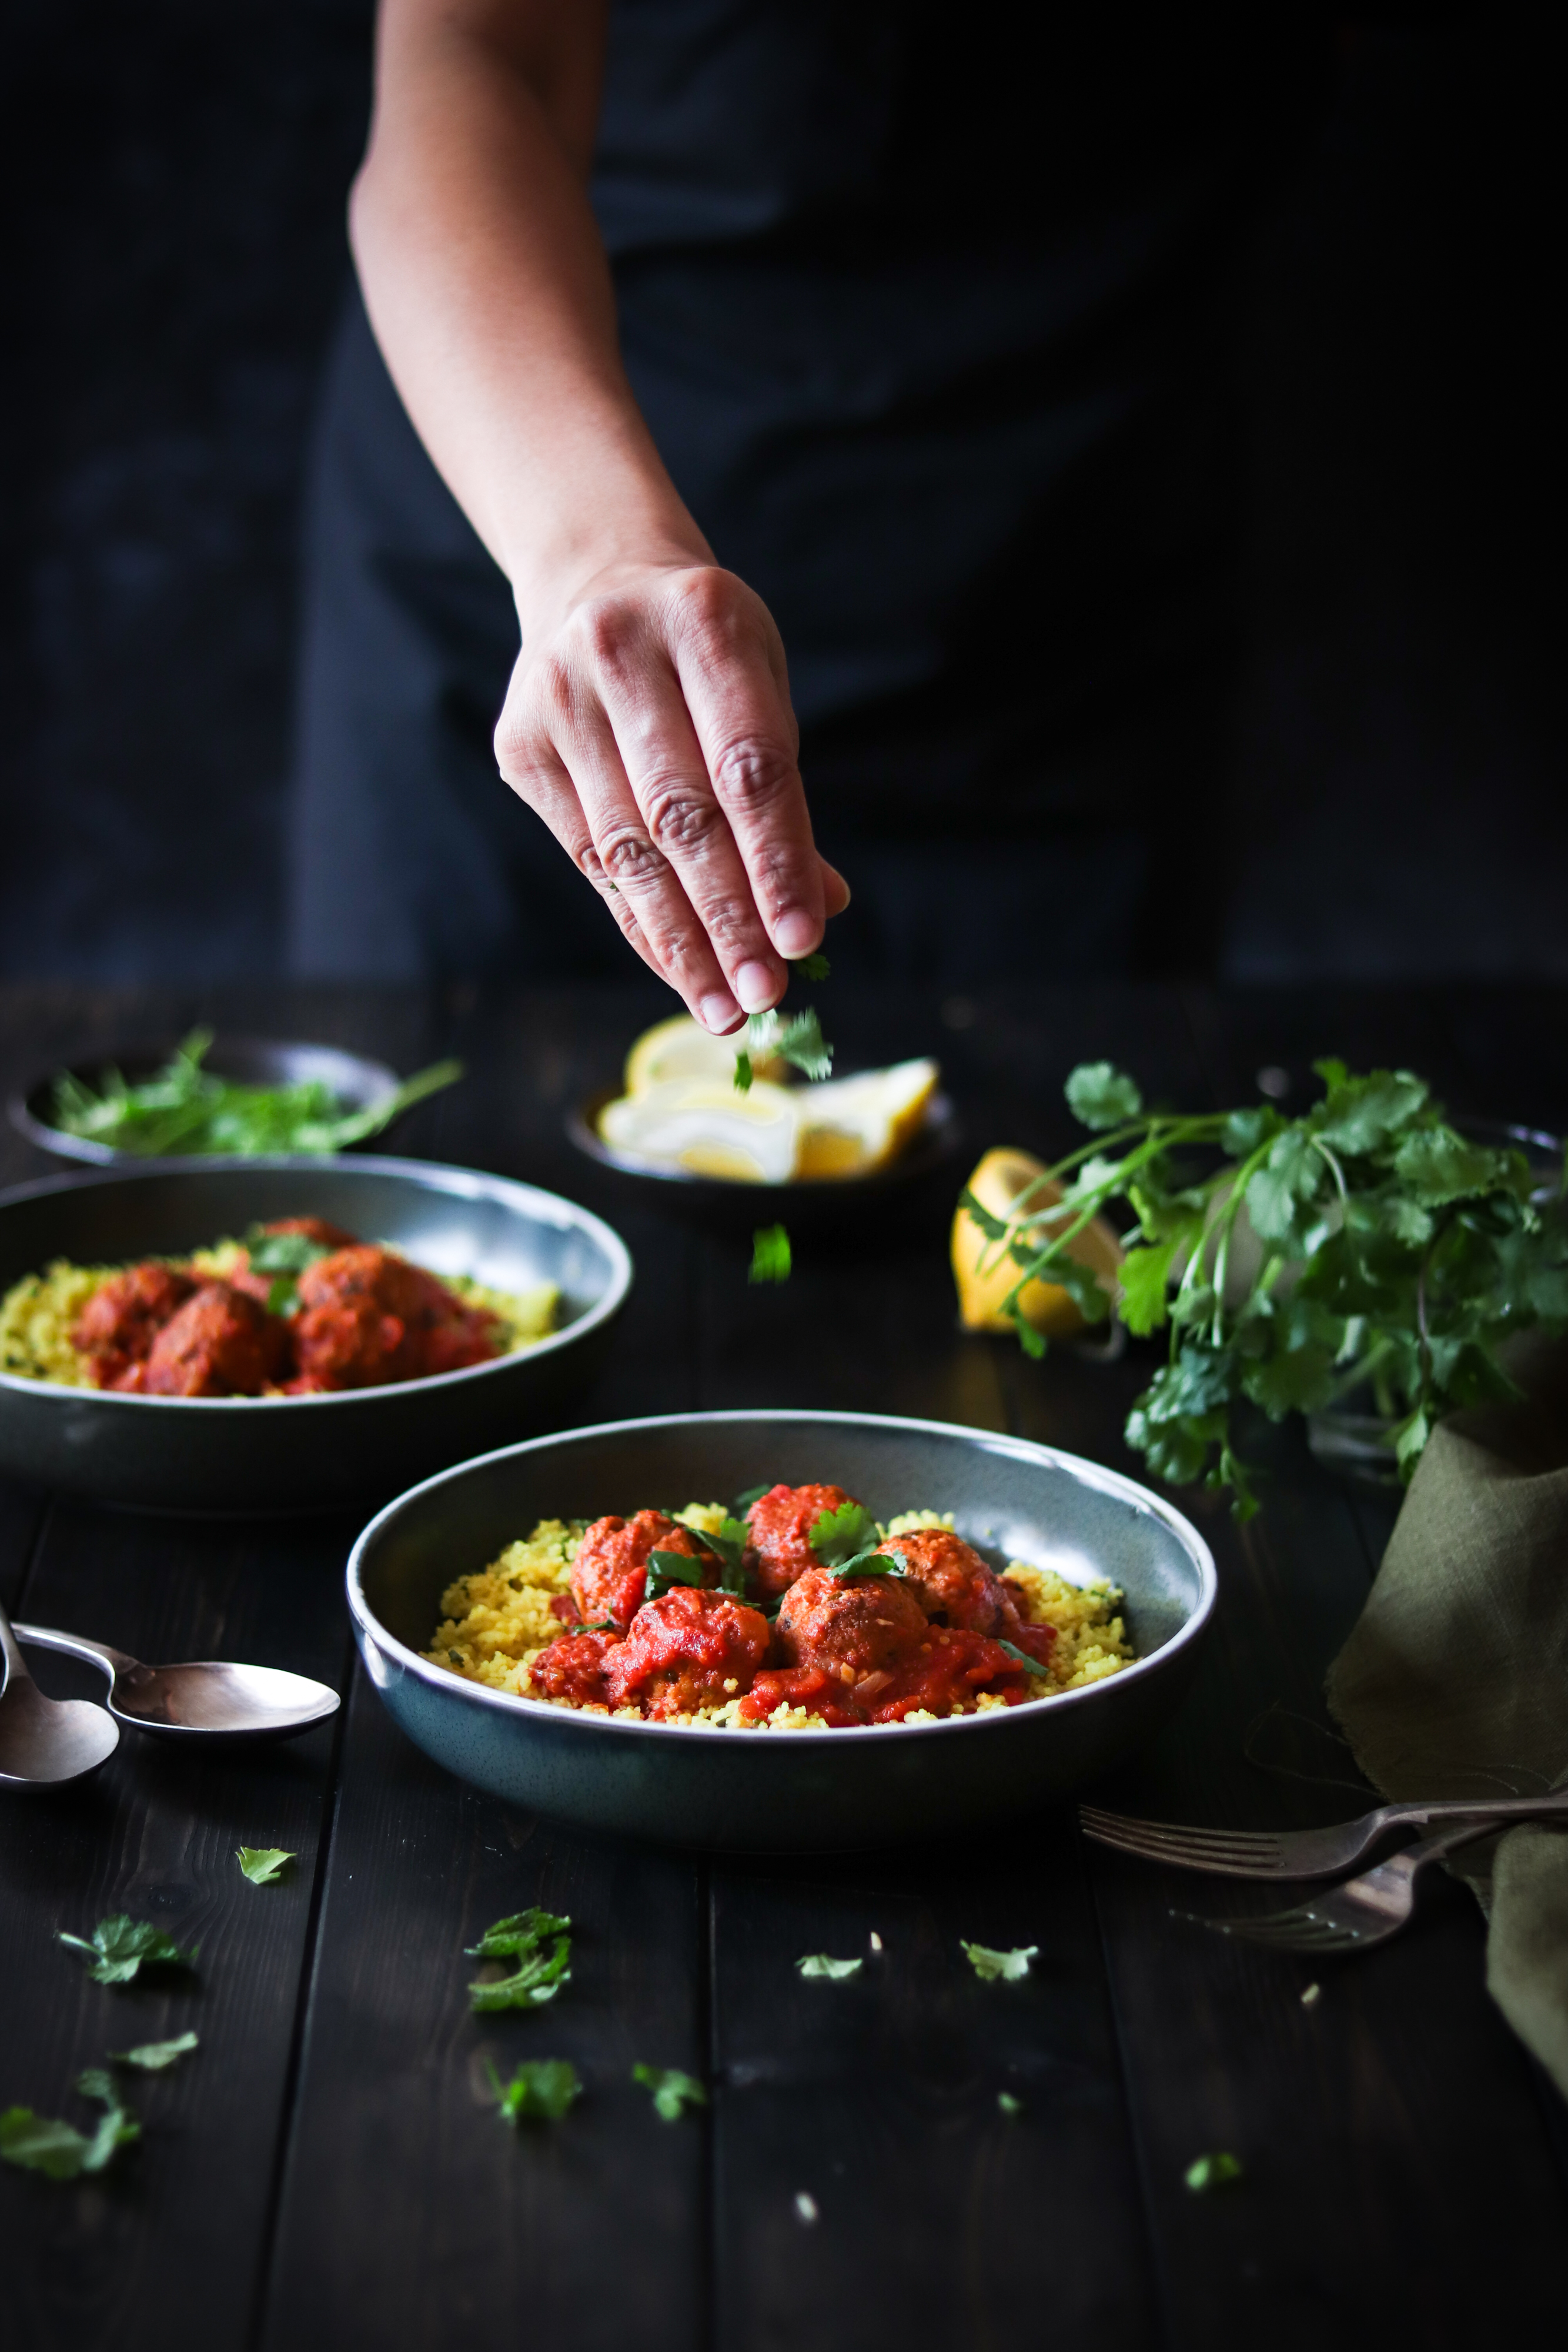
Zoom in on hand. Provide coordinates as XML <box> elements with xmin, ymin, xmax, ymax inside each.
<box><xmin>495</xmin><ymin>558</ymin><xmax>848</xmax><ymax>1030</ymax></box>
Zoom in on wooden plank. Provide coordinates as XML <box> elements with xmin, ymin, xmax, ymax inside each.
<box><xmin>0</xmin><ymin>1502</ymin><xmax>350</xmax><ymax>2352</ymax></box>
<box><xmin>257</xmin><ymin>1659</ymin><xmax>710</xmax><ymax>2352</ymax></box>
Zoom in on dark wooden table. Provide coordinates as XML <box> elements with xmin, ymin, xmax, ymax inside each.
<box><xmin>2</xmin><ymin>978</ymin><xmax>1566</xmax><ymax>2351</ymax></box>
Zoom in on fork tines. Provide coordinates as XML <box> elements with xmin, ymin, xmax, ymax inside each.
<box><xmin>1172</xmin><ymin>1906</ymin><xmax>1374</xmax><ymax>1952</ymax></box>
<box><xmin>1078</xmin><ymin>1805</ymin><xmax>1285</xmax><ymax>1870</ymax></box>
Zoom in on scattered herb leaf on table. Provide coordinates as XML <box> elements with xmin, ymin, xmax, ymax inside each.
<box><xmin>57</xmin><ymin>1916</ymin><xmax>197</xmax><ymax>1986</ymax></box>
<box><xmin>961</xmin><ymin>1942</ymin><xmax>1038</xmax><ymax>1982</ymax></box>
<box><xmin>487</xmin><ymin>2059</ymin><xmax>581</xmax><ymax>2124</ymax></box>
<box><xmin>1185</xmin><ymin>2151</ymin><xmax>1244</xmax><ymax>2192</ymax></box>
<box><xmin>466</xmin><ymin>1909</ymin><xmax>572</xmax><ymax>2012</ymax></box>
<box><xmin>237</xmin><ymin>1847</ymin><xmax>295</xmax><ymax>1886</ymax></box>
<box><xmin>1</xmin><ymin>2074</ymin><xmax>139</xmax><ymax>2180</ymax></box>
<box><xmin>109</xmin><ymin>2032</ymin><xmax>199</xmax><ymax>2072</ymax></box>
<box><xmin>749</xmin><ymin>1225</ymin><xmax>792</xmax><ymax>1284</ymax></box>
<box><xmin>633</xmin><ymin>2063</ymin><xmax>708</xmax><ymax>2120</ymax></box>
<box><xmin>796</xmin><ymin>1955</ymin><xmax>864</xmax><ymax>1980</ymax></box>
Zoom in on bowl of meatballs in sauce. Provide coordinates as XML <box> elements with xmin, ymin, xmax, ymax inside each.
<box><xmin>0</xmin><ymin>1158</ymin><xmax>631</xmax><ymax>1512</ymax></box>
<box><xmin>348</xmin><ymin>1409</ymin><xmax>1217</xmax><ymax>1850</ymax></box>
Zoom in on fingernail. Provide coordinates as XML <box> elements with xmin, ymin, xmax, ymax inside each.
<box><xmin>699</xmin><ymin>991</ymin><xmax>740</xmax><ymax>1034</ymax></box>
<box><xmin>775</xmin><ymin>911</ymin><xmax>818</xmax><ymax>958</ymax></box>
<box><xmin>736</xmin><ymin>960</ymin><xmax>779</xmax><ymax>1013</ymax></box>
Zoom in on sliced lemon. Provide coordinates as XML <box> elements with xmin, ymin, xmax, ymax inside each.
<box><xmin>599</xmin><ymin>1077</ymin><xmax>801</xmax><ymax>1183</ymax></box>
<box><xmin>795</xmin><ymin>1058</ymin><xmax>940</xmax><ymax>1180</ymax></box>
<box><xmin>623</xmin><ymin>1014</ymin><xmax>783</xmax><ymax>1096</ymax></box>
<box><xmin>951</xmin><ymin>1147</ymin><xmax>1124</xmax><ymax>1338</ymax></box>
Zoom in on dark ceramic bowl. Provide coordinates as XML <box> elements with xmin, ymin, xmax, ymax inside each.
<box><xmin>0</xmin><ymin>1159</ymin><xmax>631</xmax><ymax>1514</ymax></box>
<box><xmin>566</xmin><ymin>1087</ymin><xmax>964</xmax><ymax>1235</ymax></box>
<box><xmin>11</xmin><ymin>1035</ymin><xmax>414</xmax><ymax>1166</ymax></box>
<box><xmin>348</xmin><ymin>1410</ymin><xmax>1216</xmax><ymax>1851</ymax></box>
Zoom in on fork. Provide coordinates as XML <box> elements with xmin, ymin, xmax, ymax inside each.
<box><xmin>1078</xmin><ymin>1790</ymin><xmax>1568</xmax><ymax>1881</ymax></box>
<box><xmin>1173</xmin><ymin>1813</ymin><xmax>1553</xmax><ymax>1954</ymax></box>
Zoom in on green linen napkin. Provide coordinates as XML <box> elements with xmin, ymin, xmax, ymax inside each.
<box><xmin>1326</xmin><ymin>1335</ymin><xmax>1568</xmax><ymax>2098</ymax></box>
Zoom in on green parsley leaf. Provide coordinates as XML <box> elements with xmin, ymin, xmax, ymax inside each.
<box><xmin>733</xmin><ymin>1049</ymin><xmax>754</xmax><ymax>1094</ymax></box>
<box><xmin>1245</xmin><ymin>1130</ymin><xmax>1324</xmax><ymax>1244</ymax></box>
<box><xmin>796</xmin><ymin>1955</ymin><xmax>864</xmax><ymax>1980</ymax></box>
<box><xmin>749</xmin><ymin>1224</ymin><xmax>792</xmax><ymax>1284</ymax></box>
<box><xmin>997</xmin><ymin>2092</ymin><xmax>1024</xmax><ymax>2118</ymax></box>
<box><xmin>1116</xmin><ymin>1236</ymin><xmax>1182</xmax><ymax>1337</ymax></box>
<box><xmin>1184</xmin><ymin>2150</ymin><xmax>1244</xmax><ymax>2192</ymax></box>
<box><xmin>961</xmin><ymin>1941</ymin><xmax>1037</xmax><ymax>1982</ymax></box>
<box><xmin>745</xmin><ymin>1006</ymin><xmax>833</xmax><ymax>1083</ymax></box>
<box><xmin>109</xmin><ymin>2032</ymin><xmax>199</xmax><ymax>2072</ymax></box>
<box><xmin>957</xmin><ymin>1185</ymin><xmax>1009</xmax><ymax>1245</ymax></box>
<box><xmin>237</xmin><ymin>1847</ymin><xmax>295</xmax><ymax>1886</ymax></box>
<box><xmin>1065</xmin><ymin>1063</ymin><xmax>1142</xmax><ymax>1130</ymax></box>
<box><xmin>466</xmin><ymin>1908</ymin><xmax>573</xmax><ymax>2012</ymax></box>
<box><xmin>1313</xmin><ymin>1068</ymin><xmax>1428</xmax><ymax>1154</ymax></box>
<box><xmin>646</xmin><ymin>1547</ymin><xmax>707</xmax><ymax>1600</ymax></box>
<box><xmin>993</xmin><ymin>1639</ymin><xmax>1051</xmax><ymax>1677</ymax></box>
<box><xmin>808</xmin><ymin>1499</ymin><xmax>880</xmax><ymax>1568</ymax></box>
<box><xmin>0</xmin><ymin>2075</ymin><xmax>138</xmax><ymax>2181</ymax></box>
<box><xmin>1392</xmin><ymin>1127</ymin><xmax>1513</xmax><ymax>1207</ymax></box>
<box><xmin>56</xmin><ymin>1916</ymin><xmax>197</xmax><ymax>1987</ymax></box>
<box><xmin>683</xmin><ymin>1518</ymin><xmax>753</xmax><ymax>1595</ymax></box>
<box><xmin>633</xmin><ymin>2063</ymin><xmax>708</xmax><ymax>2120</ymax></box>
<box><xmin>245</xmin><ymin>1228</ymin><xmax>331</xmax><ymax>1276</ymax></box>
<box><xmin>486</xmin><ymin>2057</ymin><xmax>581</xmax><ymax>2124</ymax></box>
<box><xmin>791</xmin><ymin>951</ymin><xmax>831</xmax><ymax>983</ymax></box>
<box><xmin>825</xmin><ymin>1546</ymin><xmax>907</xmax><ymax>1581</ymax></box>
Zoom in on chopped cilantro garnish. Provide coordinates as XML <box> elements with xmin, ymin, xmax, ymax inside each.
<box><xmin>749</xmin><ymin>1224</ymin><xmax>792</xmax><ymax>1284</ymax></box>
<box><xmin>57</xmin><ymin>1916</ymin><xmax>197</xmax><ymax>1987</ymax></box>
<box><xmin>734</xmin><ymin>1484</ymin><xmax>774</xmax><ymax>1513</ymax></box>
<box><xmin>795</xmin><ymin>1955</ymin><xmax>863</xmax><ymax>1980</ymax></box>
<box><xmin>1185</xmin><ymin>2151</ymin><xmax>1244</xmax><ymax>2192</ymax></box>
<box><xmin>0</xmin><ymin>2074</ymin><xmax>139</xmax><ymax>2180</ymax></box>
<box><xmin>633</xmin><ymin>2063</ymin><xmax>708</xmax><ymax>2120</ymax></box>
<box><xmin>683</xmin><ymin>1518</ymin><xmax>753</xmax><ymax>1596</ymax></box>
<box><xmin>645</xmin><ymin>1548</ymin><xmax>706</xmax><ymax>1601</ymax></box>
<box><xmin>808</xmin><ymin>1501</ymin><xmax>879</xmax><ymax>1568</ymax></box>
<box><xmin>791</xmin><ymin>951</ymin><xmax>831</xmax><ymax>983</ymax></box>
<box><xmin>486</xmin><ymin>2057</ymin><xmax>581</xmax><ymax>2124</ymax></box>
<box><xmin>993</xmin><ymin>1639</ymin><xmax>1050</xmax><ymax>1677</ymax></box>
<box><xmin>997</xmin><ymin>2092</ymin><xmax>1024</xmax><ymax>2118</ymax></box>
<box><xmin>961</xmin><ymin>1942</ymin><xmax>1037</xmax><ymax>1982</ymax></box>
<box><xmin>466</xmin><ymin>1908</ymin><xmax>572</xmax><ymax>2012</ymax></box>
<box><xmin>237</xmin><ymin>1847</ymin><xmax>295</xmax><ymax>1886</ymax></box>
<box><xmin>109</xmin><ymin>2032</ymin><xmax>199</xmax><ymax>2072</ymax></box>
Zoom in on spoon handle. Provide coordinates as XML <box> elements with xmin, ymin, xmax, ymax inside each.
<box><xmin>9</xmin><ymin>1623</ymin><xmax>135</xmax><ymax>1684</ymax></box>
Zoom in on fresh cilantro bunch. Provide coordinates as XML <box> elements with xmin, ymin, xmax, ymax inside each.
<box><xmin>961</xmin><ymin>1059</ymin><xmax>1568</xmax><ymax>1516</ymax></box>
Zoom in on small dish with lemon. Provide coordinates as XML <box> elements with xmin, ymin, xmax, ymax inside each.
<box><xmin>567</xmin><ymin>1015</ymin><xmax>961</xmax><ymax>1228</ymax></box>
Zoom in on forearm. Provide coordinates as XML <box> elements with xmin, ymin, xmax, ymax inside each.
<box><xmin>350</xmin><ymin>0</ymin><xmax>707</xmax><ymax>625</ymax></box>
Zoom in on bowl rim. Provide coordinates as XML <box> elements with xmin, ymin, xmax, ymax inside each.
<box><xmin>565</xmin><ymin>1084</ymin><xmax>961</xmax><ymax>1191</ymax></box>
<box><xmin>346</xmin><ymin>1406</ymin><xmax>1218</xmax><ymax>1748</ymax></box>
<box><xmin>0</xmin><ymin>1154</ymin><xmax>633</xmax><ymax>1412</ymax></box>
<box><xmin>10</xmin><ymin>1033</ymin><xmax>409</xmax><ymax>1167</ymax></box>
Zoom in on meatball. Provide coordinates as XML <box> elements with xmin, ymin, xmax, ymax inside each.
<box><xmin>878</xmin><ymin>1528</ymin><xmax>1011</xmax><ymax>1632</ymax></box>
<box><xmin>288</xmin><ymin>1244</ymin><xmax>497</xmax><ymax>1388</ymax></box>
<box><xmin>604</xmin><ymin>1586</ymin><xmax>771</xmax><ymax>1720</ymax></box>
<box><xmin>72</xmin><ymin>1261</ymin><xmax>198</xmax><ymax>1387</ymax></box>
<box><xmin>774</xmin><ymin>1563</ymin><xmax>930</xmax><ymax>1679</ymax></box>
<box><xmin>569</xmin><ymin>1512</ymin><xmax>708</xmax><ymax>1632</ymax></box>
<box><xmin>528</xmin><ymin>1628</ymin><xmax>618</xmax><ymax>1709</ymax></box>
<box><xmin>745</xmin><ymin>1481</ymin><xmax>860</xmax><ymax>1600</ymax></box>
<box><xmin>255</xmin><ymin>1217</ymin><xmax>357</xmax><ymax>1249</ymax></box>
<box><xmin>137</xmin><ymin>1281</ymin><xmax>289</xmax><ymax>1397</ymax></box>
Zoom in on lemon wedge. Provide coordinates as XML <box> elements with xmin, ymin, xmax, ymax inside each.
<box><xmin>599</xmin><ymin>1077</ymin><xmax>801</xmax><ymax>1182</ymax></box>
<box><xmin>623</xmin><ymin>1015</ymin><xmax>783</xmax><ymax>1095</ymax></box>
<box><xmin>951</xmin><ymin>1147</ymin><xmax>1123</xmax><ymax>1337</ymax></box>
<box><xmin>795</xmin><ymin>1059</ymin><xmax>940</xmax><ymax>1180</ymax></box>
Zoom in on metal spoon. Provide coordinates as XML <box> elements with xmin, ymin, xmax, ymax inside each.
<box><xmin>0</xmin><ymin>1596</ymin><xmax>121</xmax><ymax>1788</ymax></box>
<box><xmin>12</xmin><ymin>1622</ymin><xmax>340</xmax><ymax>1742</ymax></box>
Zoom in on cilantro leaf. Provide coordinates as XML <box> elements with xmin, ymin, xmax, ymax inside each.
<box><xmin>57</xmin><ymin>1916</ymin><xmax>197</xmax><ymax>1987</ymax></box>
<box><xmin>733</xmin><ymin>1049</ymin><xmax>754</xmax><ymax>1094</ymax></box>
<box><xmin>1392</xmin><ymin>1127</ymin><xmax>1514</xmax><ymax>1206</ymax></box>
<box><xmin>825</xmin><ymin>1546</ymin><xmax>907</xmax><ymax>1580</ymax></box>
<box><xmin>466</xmin><ymin>1909</ymin><xmax>573</xmax><ymax>2012</ymax></box>
<box><xmin>1184</xmin><ymin>2150</ymin><xmax>1244</xmax><ymax>2192</ymax></box>
<box><xmin>745</xmin><ymin>1006</ymin><xmax>833</xmax><ymax>1082</ymax></box>
<box><xmin>109</xmin><ymin>2032</ymin><xmax>198</xmax><ymax>2072</ymax></box>
<box><xmin>0</xmin><ymin>2076</ymin><xmax>138</xmax><ymax>2180</ymax></box>
<box><xmin>961</xmin><ymin>1942</ymin><xmax>1038</xmax><ymax>1982</ymax></box>
<box><xmin>1313</xmin><ymin>1068</ymin><xmax>1428</xmax><ymax>1154</ymax></box>
<box><xmin>1244</xmin><ymin>1130</ymin><xmax>1324</xmax><ymax>1244</ymax></box>
<box><xmin>791</xmin><ymin>951</ymin><xmax>831</xmax><ymax>983</ymax></box>
<box><xmin>633</xmin><ymin>2063</ymin><xmax>708</xmax><ymax>2120</ymax></box>
<box><xmin>1065</xmin><ymin>1063</ymin><xmax>1142</xmax><ymax>1130</ymax></box>
<box><xmin>796</xmin><ymin>1955</ymin><xmax>863</xmax><ymax>1980</ymax></box>
<box><xmin>997</xmin><ymin>2092</ymin><xmax>1024</xmax><ymax>2117</ymax></box>
<box><xmin>237</xmin><ymin>1847</ymin><xmax>295</xmax><ymax>1886</ymax></box>
<box><xmin>486</xmin><ymin>2058</ymin><xmax>580</xmax><ymax>2124</ymax></box>
<box><xmin>682</xmin><ymin>1518</ymin><xmax>754</xmax><ymax>1595</ymax></box>
<box><xmin>734</xmin><ymin>1483</ymin><xmax>774</xmax><ymax>1513</ymax></box>
<box><xmin>993</xmin><ymin>1639</ymin><xmax>1051</xmax><ymax>1678</ymax></box>
<box><xmin>749</xmin><ymin>1224</ymin><xmax>791</xmax><ymax>1284</ymax></box>
<box><xmin>958</xmin><ymin>1185</ymin><xmax>1009</xmax><ymax>1245</ymax></box>
<box><xmin>646</xmin><ymin>1547</ymin><xmax>707</xmax><ymax>1600</ymax></box>
<box><xmin>245</xmin><ymin>1228</ymin><xmax>331</xmax><ymax>1276</ymax></box>
<box><xmin>1116</xmin><ymin>1237</ymin><xmax>1181</xmax><ymax>1337</ymax></box>
<box><xmin>808</xmin><ymin>1500</ymin><xmax>879</xmax><ymax>1567</ymax></box>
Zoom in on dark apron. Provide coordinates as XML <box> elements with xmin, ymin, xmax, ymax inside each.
<box><xmin>289</xmin><ymin>9</ymin><xmax>1327</xmax><ymax>983</ymax></box>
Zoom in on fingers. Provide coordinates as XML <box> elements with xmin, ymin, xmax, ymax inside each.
<box><xmin>665</xmin><ymin>574</ymin><xmax>826</xmax><ymax>967</ymax></box>
<box><xmin>497</xmin><ymin>566</ymin><xmax>837</xmax><ymax>1018</ymax></box>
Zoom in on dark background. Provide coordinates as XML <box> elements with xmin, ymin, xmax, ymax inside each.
<box><xmin>0</xmin><ymin>7</ymin><xmax>1560</xmax><ymax>985</ymax></box>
